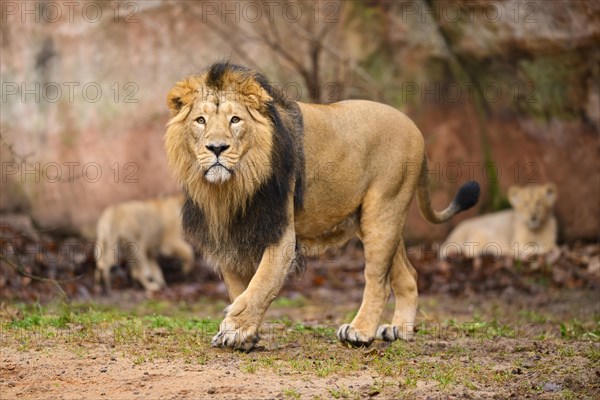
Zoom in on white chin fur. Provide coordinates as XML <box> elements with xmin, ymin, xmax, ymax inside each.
<box><xmin>205</xmin><ymin>165</ymin><xmax>232</xmax><ymax>183</ymax></box>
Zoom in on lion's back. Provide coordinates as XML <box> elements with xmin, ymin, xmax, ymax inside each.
<box><xmin>301</xmin><ymin>100</ymin><xmax>423</xmax><ymax>151</ymax></box>
<box><xmin>299</xmin><ymin>99</ymin><xmax>425</xmax><ymax>184</ymax></box>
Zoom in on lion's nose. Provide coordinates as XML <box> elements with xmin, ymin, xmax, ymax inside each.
<box><xmin>206</xmin><ymin>144</ymin><xmax>230</xmax><ymax>157</ymax></box>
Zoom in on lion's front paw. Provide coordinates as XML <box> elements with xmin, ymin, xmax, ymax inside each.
<box><xmin>375</xmin><ymin>324</ymin><xmax>416</xmax><ymax>342</ymax></box>
<box><xmin>336</xmin><ymin>324</ymin><xmax>374</xmax><ymax>348</ymax></box>
<box><xmin>211</xmin><ymin>319</ymin><xmax>260</xmax><ymax>351</ymax></box>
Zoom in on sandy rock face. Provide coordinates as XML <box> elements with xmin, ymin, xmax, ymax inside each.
<box><xmin>1</xmin><ymin>1</ymin><xmax>598</xmax><ymax>241</ymax></box>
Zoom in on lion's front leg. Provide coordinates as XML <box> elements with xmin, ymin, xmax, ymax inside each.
<box><xmin>212</xmin><ymin>226</ymin><xmax>295</xmax><ymax>351</ymax></box>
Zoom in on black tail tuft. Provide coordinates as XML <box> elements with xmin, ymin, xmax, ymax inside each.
<box><xmin>454</xmin><ymin>181</ymin><xmax>480</xmax><ymax>212</ymax></box>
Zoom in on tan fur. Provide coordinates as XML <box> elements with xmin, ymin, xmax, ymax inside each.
<box><xmin>94</xmin><ymin>195</ymin><xmax>194</xmax><ymax>293</ymax></box>
<box><xmin>165</xmin><ymin>66</ymin><xmax>476</xmax><ymax>350</ymax></box>
<box><xmin>441</xmin><ymin>184</ymin><xmax>558</xmax><ymax>260</ymax></box>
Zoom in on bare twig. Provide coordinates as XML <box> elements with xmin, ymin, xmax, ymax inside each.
<box><xmin>0</xmin><ymin>132</ymin><xmax>82</xmax><ymax>183</ymax></box>
<box><xmin>0</xmin><ymin>132</ymin><xmax>35</xmax><ymax>164</ymax></box>
<box><xmin>0</xmin><ymin>253</ymin><xmax>71</xmax><ymax>303</ymax></box>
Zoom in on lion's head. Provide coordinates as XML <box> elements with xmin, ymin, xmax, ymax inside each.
<box><xmin>508</xmin><ymin>183</ymin><xmax>557</xmax><ymax>231</ymax></box>
<box><xmin>164</xmin><ymin>62</ymin><xmax>304</xmax><ymax>268</ymax></box>
<box><xmin>165</xmin><ymin>64</ymin><xmax>278</xmax><ymax>211</ymax></box>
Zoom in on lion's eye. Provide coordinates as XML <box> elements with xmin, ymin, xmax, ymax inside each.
<box><xmin>230</xmin><ymin>116</ymin><xmax>241</xmax><ymax>124</ymax></box>
<box><xmin>196</xmin><ymin>116</ymin><xmax>206</xmax><ymax>124</ymax></box>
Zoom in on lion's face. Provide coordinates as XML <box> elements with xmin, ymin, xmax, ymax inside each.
<box><xmin>508</xmin><ymin>183</ymin><xmax>557</xmax><ymax>230</ymax></box>
<box><xmin>165</xmin><ymin>70</ymin><xmax>276</xmax><ymax>218</ymax></box>
<box><xmin>187</xmin><ymin>97</ymin><xmax>257</xmax><ymax>184</ymax></box>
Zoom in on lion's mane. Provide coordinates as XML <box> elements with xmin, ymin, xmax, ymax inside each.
<box><xmin>165</xmin><ymin>62</ymin><xmax>304</xmax><ymax>274</ymax></box>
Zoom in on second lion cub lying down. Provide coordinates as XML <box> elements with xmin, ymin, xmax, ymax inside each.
<box><xmin>95</xmin><ymin>195</ymin><xmax>194</xmax><ymax>292</ymax></box>
<box><xmin>440</xmin><ymin>183</ymin><xmax>558</xmax><ymax>260</ymax></box>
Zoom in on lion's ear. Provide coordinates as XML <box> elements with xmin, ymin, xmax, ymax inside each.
<box><xmin>167</xmin><ymin>84</ymin><xmax>189</xmax><ymax>116</ymax></box>
<box><xmin>248</xmin><ymin>87</ymin><xmax>272</xmax><ymax>111</ymax></box>
<box><xmin>508</xmin><ymin>186</ymin><xmax>521</xmax><ymax>207</ymax></box>
<box><xmin>167</xmin><ymin>77</ymin><xmax>202</xmax><ymax>117</ymax></box>
<box><xmin>545</xmin><ymin>183</ymin><xmax>557</xmax><ymax>205</ymax></box>
<box><xmin>240</xmin><ymin>80</ymin><xmax>272</xmax><ymax>113</ymax></box>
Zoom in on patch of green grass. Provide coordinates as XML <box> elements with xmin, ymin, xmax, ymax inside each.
<box><xmin>328</xmin><ymin>386</ymin><xmax>356</xmax><ymax>399</ymax></box>
<box><xmin>289</xmin><ymin>323</ymin><xmax>336</xmax><ymax>342</ymax></box>
<box><xmin>195</xmin><ymin>354</ymin><xmax>208</xmax><ymax>365</ymax></box>
<box><xmin>560</xmin><ymin>389</ymin><xmax>578</xmax><ymax>400</ymax></box>
<box><xmin>241</xmin><ymin>362</ymin><xmax>257</xmax><ymax>374</ymax></box>
<box><xmin>289</xmin><ymin>358</ymin><xmax>312</xmax><ymax>373</ymax></box>
<box><xmin>444</xmin><ymin>318</ymin><xmax>516</xmax><ymax>339</ymax></box>
<box><xmin>372</xmin><ymin>358</ymin><xmax>395</xmax><ymax>376</ymax></box>
<box><xmin>137</xmin><ymin>299</ymin><xmax>170</xmax><ymax>314</ymax></box>
<box><xmin>492</xmin><ymin>369</ymin><xmax>512</xmax><ymax>384</ymax></box>
<box><xmin>386</xmin><ymin>341</ymin><xmax>420</xmax><ymax>358</ymax></box>
<box><xmin>282</xmin><ymin>387</ymin><xmax>301</xmax><ymax>399</ymax></box>
<box><xmin>8</xmin><ymin>313</ymin><xmax>45</xmax><ymax>329</ymax></box>
<box><xmin>518</xmin><ymin>310</ymin><xmax>549</xmax><ymax>324</ymax></box>
<box><xmin>557</xmin><ymin>346</ymin><xmax>575</xmax><ymax>357</ymax></box>
<box><xmin>313</xmin><ymin>359</ymin><xmax>339</xmax><ymax>377</ymax></box>
<box><xmin>113</xmin><ymin>320</ymin><xmax>146</xmax><ymax>344</ymax></box>
<box><xmin>585</xmin><ymin>347</ymin><xmax>600</xmax><ymax>364</ymax></box>
<box><xmin>146</xmin><ymin>314</ymin><xmax>177</xmax><ymax>329</ymax></box>
<box><xmin>1</xmin><ymin>301</ymin><xmax>223</xmax><ymax>366</ymax></box>
<box><xmin>446</xmin><ymin>345</ymin><xmax>468</xmax><ymax>356</ymax></box>
<box><xmin>285</xmin><ymin>347</ymin><xmax>363</xmax><ymax>378</ymax></box>
<box><xmin>6</xmin><ymin>303</ymin><xmax>74</xmax><ymax>329</ymax></box>
<box><xmin>272</xmin><ymin>316</ymin><xmax>293</xmax><ymax>328</ymax></box>
<box><xmin>559</xmin><ymin>319</ymin><xmax>600</xmax><ymax>340</ymax></box>
<box><xmin>133</xmin><ymin>354</ymin><xmax>146</xmax><ymax>365</ymax></box>
<box><xmin>371</xmin><ymin>342</ymin><xmax>418</xmax><ymax>376</ymax></box>
<box><xmin>257</xmin><ymin>355</ymin><xmax>277</xmax><ymax>369</ymax></box>
<box><xmin>432</xmin><ymin>364</ymin><xmax>458</xmax><ymax>389</ymax></box>
<box><xmin>272</xmin><ymin>296</ymin><xmax>306</xmax><ymax>308</ymax></box>
<box><xmin>367</xmin><ymin>380</ymin><xmax>384</xmax><ymax>396</ymax></box>
<box><xmin>401</xmin><ymin>375</ymin><xmax>417</xmax><ymax>388</ymax></box>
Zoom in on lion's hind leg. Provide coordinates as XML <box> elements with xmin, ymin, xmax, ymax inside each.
<box><xmin>336</xmin><ymin>199</ymin><xmax>405</xmax><ymax>347</ymax></box>
<box><xmin>376</xmin><ymin>241</ymin><xmax>418</xmax><ymax>342</ymax></box>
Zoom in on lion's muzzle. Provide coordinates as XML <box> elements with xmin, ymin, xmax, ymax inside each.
<box><xmin>205</xmin><ymin>162</ymin><xmax>233</xmax><ymax>183</ymax></box>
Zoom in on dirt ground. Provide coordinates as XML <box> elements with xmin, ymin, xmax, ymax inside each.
<box><xmin>1</xmin><ymin>220</ymin><xmax>599</xmax><ymax>398</ymax></box>
<box><xmin>1</xmin><ymin>287</ymin><xmax>599</xmax><ymax>400</ymax></box>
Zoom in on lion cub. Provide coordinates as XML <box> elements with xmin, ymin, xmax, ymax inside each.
<box><xmin>440</xmin><ymin>183</ymin><xmax>558</xmax><ymax>260</ymax></box>
<box><xmin>95</xmin><ymin>195</ymin><xmax>194</xmax><ymax>293</ymax></box>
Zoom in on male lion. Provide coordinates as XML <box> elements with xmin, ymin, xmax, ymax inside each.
<box><xmin>164</xmin><ymin>62</ymin><xmax>479</xmax><ymax>350</ymax></box>
<box><xmin>440</xmin><ymin>183</ymin><xmax>558</xmax><ymax>260</ymax></box>
<box><xmin>95</xmin><ymin>195</ymin><xmax>194</xmax><ymax>293</ymax></box>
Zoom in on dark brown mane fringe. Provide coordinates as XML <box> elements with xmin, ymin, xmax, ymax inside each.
<box><xmin>182</xmin><ymin>62</ymin><xmax>305</xmax><ymax>273</ymax></box>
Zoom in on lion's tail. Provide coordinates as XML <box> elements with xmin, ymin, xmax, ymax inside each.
<box><xmin>416</xmin><ymin>156</ymin><xmax>480</xmax><ymax>224</ymax></box>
